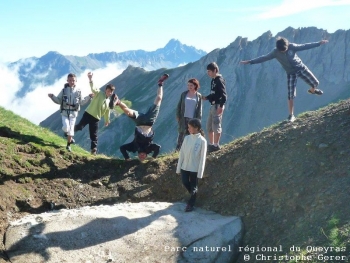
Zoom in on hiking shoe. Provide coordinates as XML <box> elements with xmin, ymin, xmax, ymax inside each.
<box><xmin>157</xmin><ymin>73</ymin><xmax>169</xmax><ymax>86</ymax></box>
<box><xmin>91</xmin><ymin>148</ymin><xmax>97</xmax><ymax>155</ymax></box>
<box><xmin>70</xmin><ymin>138</ymin><xmax>75</xmax><ymax>145</ymax></box>
<box><xmin>287</xmin><ymin>114</ymin><xmax>296</xmax><ymax>122</ymax></box>
<box><xmin>307</xmin><ymin>89</ymin><xmax>323</xmax><ymax>95</ymax></box>
<box><xmin>66</xmin><ymin>145</ymin><xmax>72</xmax><ymax>152</ymax></box>
<box><xmin>207</xmin><ymin>144</ymin><xmax>214</xmax><ymax>153</ymax></box>
<box><xmin>210</xmin><ymin>145</ymin><xmax>221</xmax><ymax>152</ymax></box>
<box><xmin>185</xmin><ymin>204</ymin><xmax>194</xmax><ymax>212</ymax></box>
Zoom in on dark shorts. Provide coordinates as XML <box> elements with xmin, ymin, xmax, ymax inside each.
<box><xmin>131</xmin><ymin>104</ymin><xmax>160</xmax><ymax>126</ymax></box>
<box><xmin>287</xmin><ymin>67</ymin><xmax>319</xmax><ymax>100</ymax></box>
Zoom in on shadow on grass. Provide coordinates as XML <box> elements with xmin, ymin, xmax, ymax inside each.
<box><xmin>0</xmin><ymin>126</ymin><xmax>60</xmax><ymax>148</ymax></box>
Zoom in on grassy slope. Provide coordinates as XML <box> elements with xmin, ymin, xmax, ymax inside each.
<box><xmin>1</xmin><ymin>100</ymin><xmax>350</xmax><ymax>263</ymax></box>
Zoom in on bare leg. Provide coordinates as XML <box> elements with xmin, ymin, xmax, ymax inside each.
<box><xmin>214</xmin><ymin>132</ymin><xmax>221</xmax><ymax>145</ymax></box>
<box><xmin>208</xmin><ymin>131</ymin><xmax>214</xmax><ymax>144</ymax></box>
<box><xmin>153</xmin><ymin>85</ymin><xmax>163</xmax><ymax>106</ymax></box>
<box><xmin>288</xmin><ymin>99</ymin><xmax>294</xmax><ymax>115</ymax></box>
<box><xmin>154</xmin><ymin>73</ymin><xmax>168</xmax><ymax>106</ymax></box>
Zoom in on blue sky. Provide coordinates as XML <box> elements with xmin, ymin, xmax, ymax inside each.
<box><xmin>1</xmin><ymin>0</ymin><xmax>350</xmax><ymax>124</ymax></box>
<box><xmin>1</xmin><ymin>0</ymin><xmax>350</xmax><ymax>62</ymax></box>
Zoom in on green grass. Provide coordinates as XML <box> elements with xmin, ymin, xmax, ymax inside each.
<box><xmin>0</xmin><ymin>106</ymin><xmax>95</xmax><ymax>156</ymax></box>
<box><xmin>326</xmin><ymin>216</ymin><xmax>347</xmax><ymax>247</ymax></box>
<box><xmin>297</xmin><ymin>111</ymin><xmax>313</xmax><ymax>119</ymax></box>
<box><xmin>156</xmin><ymin>151</ymin><xmax>178</xmax><ymax>162</ymax></box>
<box><xmin>0</xmin><ymin>106</ymin><xmax>111</xmax><ymax>181</ymax></box>
<box><xmin>285</xmin><ymin>216</ymin><xmax>350</xmax><ymax>263</ymax></box>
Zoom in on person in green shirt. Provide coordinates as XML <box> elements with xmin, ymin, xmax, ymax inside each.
<box><xmin>74</xmin><ymin>72</ymin><xmax>115</xmax><ymax>155</ymax></box>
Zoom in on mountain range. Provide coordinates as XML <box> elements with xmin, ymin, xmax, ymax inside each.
<box><xmin>40</xmin><ymin>26</ymin><xmax>350</xmax><ymax>157</ymax></box>
<box><xmin>9</xmin><ymin>39</ymin><xmax>207</xmax><ymax>97</ymax></box>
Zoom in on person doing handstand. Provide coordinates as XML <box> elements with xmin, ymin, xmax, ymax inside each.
<box><xmin>110</xmin><ymin>74</ymin><xmax>169</xmax><ymax>161</ymax></box>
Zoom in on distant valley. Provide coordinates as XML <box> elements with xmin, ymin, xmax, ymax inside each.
<box><xmin>9</xmin><ymin>39</ymin><xmax>207</xmax><ymax>97</ymax></box>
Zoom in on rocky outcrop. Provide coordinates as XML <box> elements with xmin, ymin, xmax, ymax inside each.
<box><xmin>5</xmin><ymin>202</ymin><xmax>242</xmax><ymax>263</ymax></box>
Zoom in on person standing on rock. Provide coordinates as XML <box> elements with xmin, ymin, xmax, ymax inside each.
<box><xmin>176</xmin><ymin>118</ymin><xmax>207</xmax><ymax>212</ymax></box>
<box><xmin>74</xmin><ymin>72</ymin><xmax>115</xmax><ymax>155</ymax></box>
<box><xmin>48</xmin><ymin>73</ymin><xmax>93</xmax><ymax>152</ymax></box>
<box><xmin>201</xmin><ymin>62</ymin><xmax>227</xmax><ymax>153</ymax></box>
<box><xmin>175</xmin><ymin>78</ymin><xmax>202</xmax><ymax>151</ymax></box>
<box><xmin>111</xmin><ymin>74</ymin><xmax>169</xmax><ymax>161</ymax></box>
<box><xmin>240</xmin><ymin>37</ymin><xmax>328</xmax><ymax>122</ymax></box>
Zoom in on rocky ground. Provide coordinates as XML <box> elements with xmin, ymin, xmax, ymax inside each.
<box><xmin>1</xmin><ymin>100</ymin><xmax>350</xmax><ymax>262</ymax></box>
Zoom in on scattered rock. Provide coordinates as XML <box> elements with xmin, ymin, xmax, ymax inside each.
<box><xmin>318</xmin><ymin>143</ymin><xmax>329</xmax><ymax>148</ymax></box>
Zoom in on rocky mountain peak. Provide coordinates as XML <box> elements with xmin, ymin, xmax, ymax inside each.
<box><xmin>9</xmin><ymin>39</ymin><xmax>207</xmax><ymax>98</ymax></box>
<box><xmin>164</xmin><ymin>38</ymin><xmax>182</xmax><ymax>49</ymax></box>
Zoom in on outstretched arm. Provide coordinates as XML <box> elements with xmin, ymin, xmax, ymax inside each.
<box><xmin>87</xmin><ymin>72</ymin><xmax>99</xmax><ymax>95</ymax></box>
<box><xmin>241</xmin><ymin>50</ymin><xmax>275</xmax><ymax>65</ymax></box>
<box><xmin>292</xmin><ymin>40</ymin><xmax>328</xmax><ymax>51</ymax></box>
<box><xmin>117</xmin><ymin>100</ymin><xmax>137</xmax><ymax>118</ymax></box>
<box><xmin>48</xmin><ymin>90</ymin><xmax>63</xmax><ymax>105</ymax></box>
<box><xmin>120</xmin><ymin>142</ymin><xmax>134</xmax><ymax>160</ymax></box>
<box><xmin>80</xmin><ymin>94</ymin><xmax>93</xmax><ymax>106</ymax></box>
<box><xmin>150</xmin><ymin>143</ymin><xmax>161</xmax><ymax>158</ymax></box>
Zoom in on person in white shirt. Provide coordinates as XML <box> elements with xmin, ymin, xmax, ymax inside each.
<box><xmin>176</xmin><ymin>118</ymin><xmax>207</xmax><ymax>212</ymax></box>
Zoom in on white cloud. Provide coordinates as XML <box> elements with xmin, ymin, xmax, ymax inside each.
<box><xmin>0</xmin><ymin>63</ymin><xmax>125</xmax><ymax>125</ymax></box>
<box><xmin>177</xmin><ymin>62</ymin><xmax>188</xmax><ymax>67</ymax></box>
<box><xmin>0</xmin><ymin>64</ymin><xmax>23</xmax><ymax>106</ymax></box>
<box><xmin>257</xmin><ymin>0</ymin><xmax>350</xmax><ymax>19</ymax></box>
<box><xmin>84</xmin><ymin>63</ymin><xmax>125</xmax><ymax>88</ymax></box>
<box><xmin>19</xmin><ymin>58</ymin><xmax>38</xmax><ymax>74</ymax></box>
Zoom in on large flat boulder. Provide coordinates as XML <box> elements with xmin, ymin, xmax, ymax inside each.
<box><xmin>5</xmin><ymin>202</ymin><xmax>242</xmax><ymax>263</ymax></box>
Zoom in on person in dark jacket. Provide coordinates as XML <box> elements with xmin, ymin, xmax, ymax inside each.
<box><xmin>112</xmin><ymin>74</ymin><xmax>169</xmax><ymax>161</ymax></box>
<box><xmin>201</xmin><ymin>62</ymin><xmax>227</xmax><ymax>152</ymax></box>
<box><xmin>175</xmin><ymin>78</ymin><xmax>202</xmax><ymax>151</ymax></box>
<box><xmin>240</xmin><ymin>37</ymin><xmax>328</xmax><ymax>122</ymax></box>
